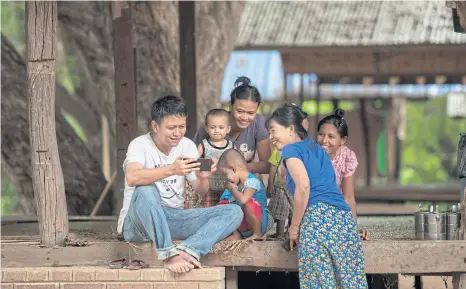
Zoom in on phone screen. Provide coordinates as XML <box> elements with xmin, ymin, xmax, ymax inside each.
<box><xmin>198</xmin><ymin>158</ymin><xmax>212</xmax><ymax>171</ymax></box>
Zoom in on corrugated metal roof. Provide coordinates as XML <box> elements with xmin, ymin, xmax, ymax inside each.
<box><xmin>236</xmin><ymin>1</ymin><xmax>466</xmax><ymax>47</ymax></box>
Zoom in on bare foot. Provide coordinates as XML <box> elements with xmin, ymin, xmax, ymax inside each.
<box><xmin>246</xmin><ymin>234</ymin><xmax>262</xmax><ymax>241</ymax></box>
<box><xmin>224</xmin><ymin>230</ymin><xmax>242</xmax><ymax>241</ymax></box>
<box><xmin>179</xmin><ymin>250</ymin><xmax>202</xmax><ymax>268</ymax></box>
<box><xmin>164</xmin><ymin>255</ymin><xmax>194</xmax><ymax>273</ymax></box>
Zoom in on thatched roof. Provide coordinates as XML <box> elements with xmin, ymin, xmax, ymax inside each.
<box><xmin>236</xmin><ymin>1</ymin><xmax>466</xmax><ymax>48</ymax></box>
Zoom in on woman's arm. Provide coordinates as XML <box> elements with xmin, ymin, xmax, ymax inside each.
<box><xmin>285</xmin><ymin>158</ymin><xmax>310</xmax><ymax>231</ymax></box>
<box><xmin>267</xmin><ymin>165</ymin><xmax>277</xmax><ymax>198</ymax></box>
<box><xmin>342</xmin><ymin>174</ymin><xmax>357</xmax><ymax>220</ymax></box>
<box><xmin>247</xmin><ymin>139</ymin><xmax>271</xmax><ymax>174</ymax></box>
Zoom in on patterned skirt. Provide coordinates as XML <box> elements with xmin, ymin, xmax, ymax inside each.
<box><xmin>298</xmin><ymin>202</ymin><xmax>368</xmax><ymax>289</ymax></box>
<box><xmin>268</xmin><ymin>186</ymin><xmax>293</xmax><ymax>221</ymax></box>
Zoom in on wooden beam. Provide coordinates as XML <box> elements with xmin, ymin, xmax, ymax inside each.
<box><xmin>355</xmin><ymin>183</ymin><xmax>460</xmax><ymax>202</ymax></box>
<box><xmin>280</xmin><ymin>46</ymin><xmax>466</xmax><ymax>76</ymax></box>
<box><xmin>2</xmin><ymin>241</ymin><xmax>466</xmax><ymax>273</ymax></box>
<box><xmin>26</xmin><ymin>0</ymin><xmax>69</xmax><ymax>248</ymax></box>
<box><xmin>179</xmin><ymin>1</ymin><xmax>197</xmax><ymax>139</ymax></box>
<box><xmin>112</xmin><ymin>4</ymin><xmax>138</xmax><ymax>214</ymax></box>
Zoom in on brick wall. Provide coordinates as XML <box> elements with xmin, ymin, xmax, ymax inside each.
<box><xmin>1</xmin><ymin>267</ymin><xmax>225</xmax><ymax>289</ymax></box>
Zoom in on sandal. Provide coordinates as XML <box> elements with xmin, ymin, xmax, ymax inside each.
<box><xmin>109</xmin><ymin>258</ymin><xmax>128</xmax><ymax>269</ymax></box>
<box><xmin>127</xmin><ymin>259</ymin><xmax>149</xmax><ymax>270</ymax></box>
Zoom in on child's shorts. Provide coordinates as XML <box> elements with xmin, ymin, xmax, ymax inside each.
<box><xmin>218</xmin><ymin>198</ymin><xmax>267</xmax><ymax>237</ymax></box>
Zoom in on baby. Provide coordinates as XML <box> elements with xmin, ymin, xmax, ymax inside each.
<box><xmin>197</xmin><ymin>108</ymin><xmax>233</xmax><ymax>208</ymax></box>
<box><xmin>217</xmin><ymin>148</ymin><xmax>268</xmax><ymax>240</ymax></box>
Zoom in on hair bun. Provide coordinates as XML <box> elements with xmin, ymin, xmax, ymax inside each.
<box><xmin>334</xmin><ymin>108</ymin><xmax>345</xmax><ymax>119</ymax></box>
<box><xmin>234</xmin><ymin>76</ymin><xmax>251</xmax><ymax>87</ymax></box>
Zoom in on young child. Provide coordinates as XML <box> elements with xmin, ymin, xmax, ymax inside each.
<box><xmin>317</xmin><ymin>108</ymin><xmax>370</xmax><ymax>240</ymax></box>
<box><xmin>217</xmin><ymin>148</ymin><xmax>268</xmax><ymax>240</ymax></box>
<box><xmin>196</xmin><ymin>109</ymin><xmax>233</xmax><ymax>208</ymax></box>
<box><xmin>267</xmin><ymin>104</ymin><xmax>308</xmax><ymax>239</ymax></box>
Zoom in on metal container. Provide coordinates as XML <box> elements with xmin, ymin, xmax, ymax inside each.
<box><xmin>414</xmin><ymin>208</ymin><xmax>427</xmax><ymax>240</ymax></box>
<box><xmin>439</xmin><ymin>210</ymin><xmax>447</xmax><ymax>240</ymax></box>
<box><xmin>446</xmin><ymin>204</ymin><xmax>460</xmax><ymax>240</ymax></box>
<box><xmin>424</xmin><ymin>204</ymin><xmax>440</xmax><ymax>240</ymax></box>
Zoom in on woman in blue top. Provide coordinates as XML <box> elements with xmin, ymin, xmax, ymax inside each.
<box><xmin>267</xmin><ymin>104</ymin><xmax>367</xmax><ymax>289</ymax></box>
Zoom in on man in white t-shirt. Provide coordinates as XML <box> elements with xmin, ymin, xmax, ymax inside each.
<box><xmin>117</xmin><ymin>95</ymin><xmax>243</xmax><ymax>273</ymax></box>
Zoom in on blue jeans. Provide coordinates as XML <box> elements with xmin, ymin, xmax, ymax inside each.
<box><xmin>122</xmin><ymin>185</ymin><xmax>243</xmax><ymax>261</ymax></box>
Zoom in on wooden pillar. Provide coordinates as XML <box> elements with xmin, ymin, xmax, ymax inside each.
<box><xmin>26</xmin><ymin>0</ymin><xmax>69</xmax><ymax>247</ymax></box>
<box><xmin>453</xmin><ymin>173</ymin><xmax>466</xmax><ymax>288</ymax></box>
<box><xmin>284</xmin><ymin>73</ymin><xmax>289</xmax><ymax>102</ymax></box>
<box><xmin>387</xmin><ymin>77</ymin><xmax>400</xmax><ymax>182</ymax></box>
<box><xmin>112</xmin><ymin>2</ymin><xmax>138</xmax><ymax>215</ymax></box>
<box><xmin>359</xmin><ymin>98</ymin><xmax>371</xmax><ymax>187</ymax></box>
<box><xmin>179</xmin><ymin>1</ymin><xmax>197</xmax><ymax>139</ymax></box>
<box><xmin>314</xmin><ymin>80</ymin><xmax>321</xmax><ymax>140</ymax></box>
<box><xmin>225</xmin><ymin>267</ymin><xmax>238</xmax><ymax>289</ymax></box>
<box><xmin>298</xmin><ymin>74</ymin><xmax>304</xmax><ymax>107</ymax></box>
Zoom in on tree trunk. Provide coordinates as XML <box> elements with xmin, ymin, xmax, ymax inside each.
<box><xmin>133</xmin><ymin>1</ymin><xmax>245</xmax><ymax>132</ymax></box>
<box><xmin>58</xmin><ymin>1</ymin><xmax>244</xmax><ymax>132</ymax></box>
<box><xmin>1</xmin><ymin>33</ymin><xmax>113</xmax><ymax>216</ymax></box>
<box><xmin>26</xmin><ymin>1</ymin><xmax>69</xmax><ymax>247</ymax></box>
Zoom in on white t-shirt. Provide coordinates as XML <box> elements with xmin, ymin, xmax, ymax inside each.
<box><xmin>117</xmin><ymin>133</ymin><xmax>199</xmax><ymax>233</ymax></box>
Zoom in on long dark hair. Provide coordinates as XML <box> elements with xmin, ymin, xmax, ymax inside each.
<box><xmin>230</xmin><ymin>76</ymin><xmax>261</xmax><ymax>105</ymax></box>
<box><xmin>266</xmin><ymin>104</ymin><xmax>308</xmax><ymax>140</ymax></box>
<box><xmin>317</xmin><ymin>108</ymin><xmax>348</xmax><ymax>138</ymax></box>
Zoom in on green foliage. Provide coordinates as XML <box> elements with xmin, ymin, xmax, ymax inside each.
<box><xmin>400</xmin><ymin>98</ymin><xmax>466</xmax><ymax>184</ymax></box>
<box><xmin>1</xmin><ymin>1</ymin><xmax>25</xmax><ymax>54</ymax></box>
<box><xmin>1</xmin><ymin>174</ymin><xmax>17</xmax><ymax>216</ymax></box>
<box><xmin>62</xmin><ymin>111</ymin><xmax>87</xmax><ymax>144</ymax></box>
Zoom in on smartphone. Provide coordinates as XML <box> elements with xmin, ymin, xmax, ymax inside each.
<box><xmin>197</xmin><ymin>158</ymin><xmax>212</xmax><ymax>171</ymax></box>
<box><xmin>182</xmin><ymin>158</ymin><xmax>212</xmax><ymax>171</ymax></box>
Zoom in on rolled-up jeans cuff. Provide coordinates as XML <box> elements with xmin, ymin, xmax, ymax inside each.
<box><xmin>176</xmin><ymin>244</ymin><xmax>201</xmax><ymax>261</ymax></box>
<box><xmin>155</xmin><ymin>245</ymin><xmax>179</xmax><ymax>261</ymax></box>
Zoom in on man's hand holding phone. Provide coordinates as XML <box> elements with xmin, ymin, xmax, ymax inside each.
<box><xmin>172</xmin><ymin>156</ymin><xmax>200</xmax><ymax>176</ymax></box>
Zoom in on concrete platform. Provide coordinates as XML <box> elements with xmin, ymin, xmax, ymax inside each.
<box><xmin>2</xmin><ymin>240</ymin><xmax>466</xmax><ymax>274</ymax></box>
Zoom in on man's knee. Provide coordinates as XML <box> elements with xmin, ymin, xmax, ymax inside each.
<box><xmin>224</xmin><ymin>204</ymin><xmax>244</xmax><ymax>223</ymax></box>
<box><xmin>134</xmin><ymin>185</ymin><xmax>162</xmax><ymax>204</ymax></box>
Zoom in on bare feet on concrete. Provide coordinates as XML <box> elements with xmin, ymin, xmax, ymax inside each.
<box><xmin>164</xmin><ymin>255</ymin><xmax>194</xmax><ymax>273</ymax></box>
<box><xmin>179</xmin><ymin>250</ymin><xmax>202</xmax><ymax>268</ymax></box>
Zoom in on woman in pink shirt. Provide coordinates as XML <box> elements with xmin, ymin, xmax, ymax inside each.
<box><xmin>317</xmin><ymin>108</ymin><xmax>370</xmax><ymax>240</ymax></box>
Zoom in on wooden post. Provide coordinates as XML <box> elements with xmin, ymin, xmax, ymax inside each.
<box><xmin>359</xmin><ymin>98</ymin><xmax>371</xmax><ymax>187</ymax></box>
<box><xmin>387</xmin><ymin>77</ymin><xmax>400</xmax><ymax>182</ymax></box>
<box><xmin>453</xmin><ymin>180</ymin><xmax>466</xmax><ymax>288</ymax></box>
<box><xmin>284</xmin><ymin>73</ymin><xmax>289</xmax><ymax>102</ymax></box>
<box><xmin>26</xmin><ymin>0</ymin><xmax>69</xmax><ymax>247</ymax></box>
<box><xmin>112</xmin><ymin>2</ymin><xmax>138</xmax><ymax>214</ymax></box>
<box><xmin>179</xmin><ymin>1</ymin><xmax>197</xmax><ymax>139</ymax></box>
<box><xmin>314</xmin><ymin>79</ymin><xmax>321</xmax><ymax>140</ymax></box>
<box><xmin>225</xmin><ymin>267</ymin><xmax>238</xmax><ymax>289</ymax></box>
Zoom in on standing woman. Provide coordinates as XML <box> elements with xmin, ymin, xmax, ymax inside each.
<box><xmin>317</xmin><ymin>109</ymin><xmax>370</xmax><ymax>239</ymax></box>
<box><xmin>193</xmin><ymin>76</ymin><xmax>271</xmax><ymax>207</ymax></box>
<box><xmin>267</xmin><ymin>104</ymin><xmax>367</xmax><ymax>289</ymax></box>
